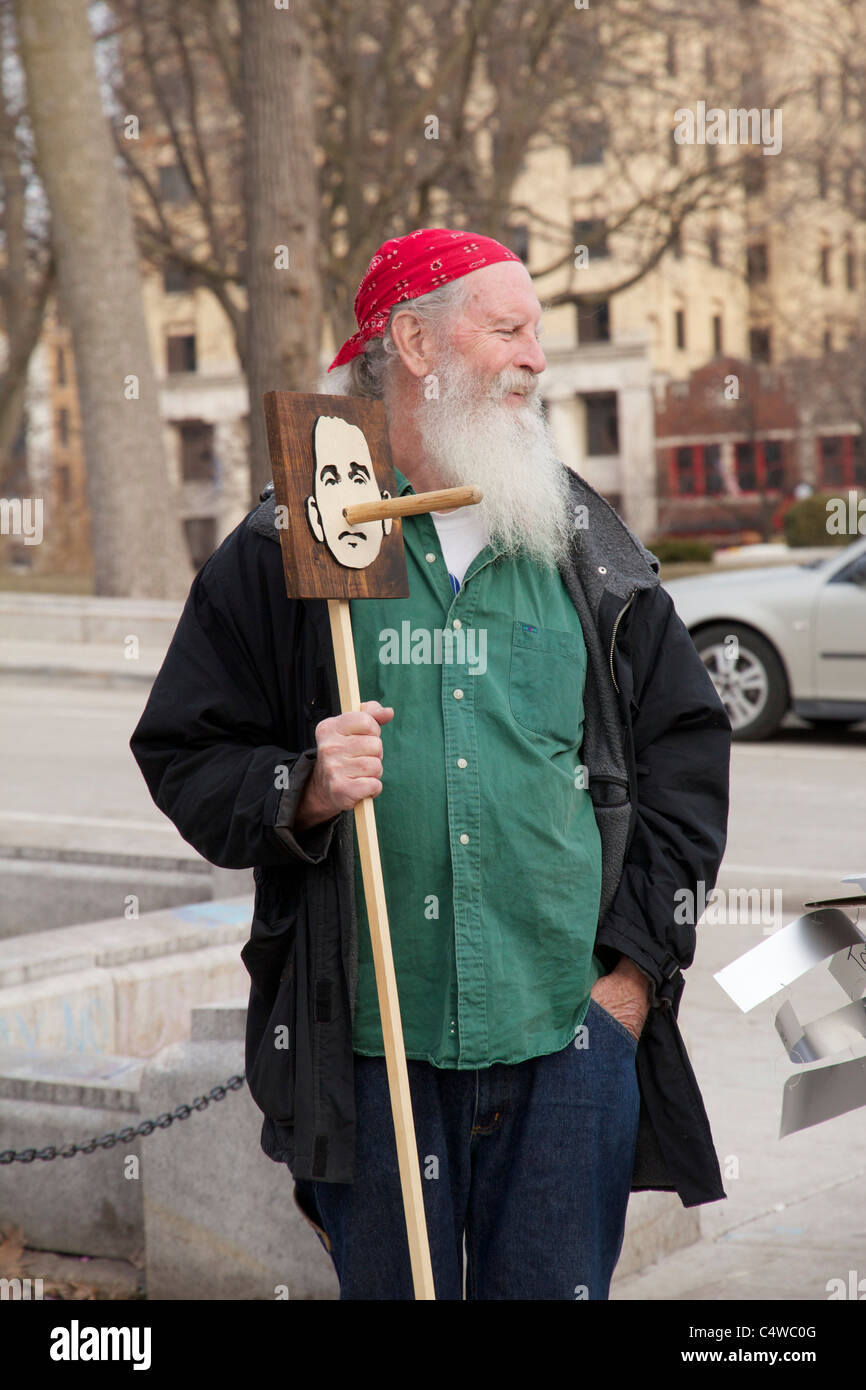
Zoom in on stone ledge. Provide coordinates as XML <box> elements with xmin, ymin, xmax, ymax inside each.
<box><xmin>0</xmin><ymin>1047</ymin><xmax>144</xmax><ymax>1111</ymax></box>
<box><xmin>0</xmin><ymin>896</ymin><xmax>254</xmax><ymax>989</ymax></box>
<box><xmin>191</xmin><ymin>1001</ymin><xmax>248</xmax><ymax>1043</ymax></box>
<box><xmin>0</xmin><ymin>1002</ymin><xmax>701</xmax><ymax>1293</ymax></box>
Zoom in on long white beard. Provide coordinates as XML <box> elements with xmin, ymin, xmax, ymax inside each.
<box><xmin>407</xmin><ymin>346</ymin><xmax>576</xmax><ymax>569</ymax></box>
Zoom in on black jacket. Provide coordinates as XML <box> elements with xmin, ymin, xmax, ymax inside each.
<box><xmin>130</xmin><ymin>466</ymin><xmax>732</xmax><ymax>1207</ymax></box>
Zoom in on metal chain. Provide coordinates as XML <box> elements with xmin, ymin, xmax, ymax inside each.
<box><xmin>0</xmin><ymin>1075</ymin><xmax>245</xmax><ymax>1165</ymax></box>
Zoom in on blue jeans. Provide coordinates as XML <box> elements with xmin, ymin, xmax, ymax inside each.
<box><xmin>293</xmin><ymin>996</ymin><xmax>641</xmax><ymax>1300</ymax></box>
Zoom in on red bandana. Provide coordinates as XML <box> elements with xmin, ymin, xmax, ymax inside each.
<box><xmin>327</xmin><ymin>227</ymin><xmax>522</xmax><ymax>371</ymax></box>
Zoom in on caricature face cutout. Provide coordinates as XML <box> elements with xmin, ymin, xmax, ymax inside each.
<box><xmin>305</xmin><ymin>416</ymin><xmax>393</xmax><ymax>569</ymax></box>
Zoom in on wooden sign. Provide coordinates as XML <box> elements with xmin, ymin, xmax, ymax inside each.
<box><xmin>263</xmin><ymin>392</ymin><xmax>409</xmax><ymax>600</ymax></box>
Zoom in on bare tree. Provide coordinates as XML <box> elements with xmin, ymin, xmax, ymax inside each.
<box><xmin>107</xmin><ymin>1</ymin><xmax>787</xmax><ymax>482</ymax></box>
<box><xmin>239</xmin><ymin>0</ymin><xmax>322</xmax><ymax>500</ymax></box>
<box><xmin>0</xmin><ymin>0</ymin><xmax>54</xmax><ymax>494</ymax></box>
<box><xmin>12</xmin><ymin>0</ymin><xmax>191</xmax><ymax>596</ymax></box>
<box><xmin>106</xmin><ymin>0</ymin><xmax>246</xmax><ymax>365</ymax></box>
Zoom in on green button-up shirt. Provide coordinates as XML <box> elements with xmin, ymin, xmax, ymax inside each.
<box><xmin>349</xmin><ymin>468</ymin><xmax>604</xmax><ymax>1067</ymax></box>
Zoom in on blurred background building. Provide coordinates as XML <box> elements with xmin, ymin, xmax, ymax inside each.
<box><xmin>3</xmin><ymin>0</ymin><xmax>865</xmax><ymax>581</ymax></box>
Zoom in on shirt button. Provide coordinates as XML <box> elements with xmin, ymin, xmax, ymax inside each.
<box><xmin>452</xmin><ymin>618</ymin><xmax>462</xmax><ymax>629</ymax></box>
<box><xmin>425</xmin><ymin>552</ymin><xmax>437</xmax><ymax>563</ymax></box>
<box><xmin>453</xmin><ymin>688</ymin><xmax>464</xmax><ymax>700</ymax></box>
<box><xmin>457</xmin><ymin>757</ymin><xmax>467</xmax><ymax>768</ymax></box>
<box><xmin>598</xmin><ymin>565</ymin><xmax>607</xmax><ymax>574</ymax></box>
<box><xmin>459</xmin><ymin>833</ymin><xmax>470</xmax><ymax>844</ymax></box>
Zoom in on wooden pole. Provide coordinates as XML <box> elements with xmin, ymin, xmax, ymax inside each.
<box><xmin>327</xmin><ymin>596</ymin><xmax>436</xmax><ymax>1301</ymax></box>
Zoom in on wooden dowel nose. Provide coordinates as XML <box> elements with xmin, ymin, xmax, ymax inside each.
<box><xmin>343</xmin><ymin>485</ymin><xmax>482</xmax><ymax>526</ymax></box>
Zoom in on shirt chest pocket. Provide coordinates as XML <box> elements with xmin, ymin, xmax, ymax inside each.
<box><xmin>508</xmin><ymin>619</ymin><xmax>586</xmax><ymax>746</ymax></box>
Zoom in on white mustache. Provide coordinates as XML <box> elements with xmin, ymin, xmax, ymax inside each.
<box><xmin>490</xmin><ymin>372</ymin><xmax>539</xmax><ymax>399</ymax></box>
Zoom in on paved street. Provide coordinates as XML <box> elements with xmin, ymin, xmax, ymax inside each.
<box><xmin>1</xmin><ymin>668</ymin><xmax>863</xmax><ymax>881</ymax></box>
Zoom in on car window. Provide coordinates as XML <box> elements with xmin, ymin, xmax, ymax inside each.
<box><xmin>829</xmin><ymin>554</ymin><xmax>866</xmax><ymax>585</ymax></box>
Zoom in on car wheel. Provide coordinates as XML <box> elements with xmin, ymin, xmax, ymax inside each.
<box><xmin>692</xmin><ymin>623</ymin><xmax>789</xmax><ymax>740</ymax></box>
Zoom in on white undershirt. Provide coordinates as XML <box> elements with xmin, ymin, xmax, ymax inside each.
<box><xmin>430</xmin><ymin>506</ymin><xmax>490</xmax><ymax>588</ymax></box>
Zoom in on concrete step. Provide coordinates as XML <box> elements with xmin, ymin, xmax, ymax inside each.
<box><xmin>0</xmin><ymin>896</ymin><xmax>254</xmax><ymax>1057</ymax></box>
<box><xmin>0</xmin><ymin>852</ymin><xmax>216</xmax><ymax>939</ymax></box>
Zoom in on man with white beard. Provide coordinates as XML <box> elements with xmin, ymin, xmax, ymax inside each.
<box><xmin>130</xmin><ymin>228</ymin><xmax>731</xmax><ymax>1301</ymax></box>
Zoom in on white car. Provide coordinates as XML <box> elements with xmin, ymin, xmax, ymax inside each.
<box><xmin>663</xmin><ymin>535</ymin><xmax>866</xmax><ymax>739</ymax></box>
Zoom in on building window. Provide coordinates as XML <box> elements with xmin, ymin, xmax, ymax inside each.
<box><xmin>674</xmin><ymin>309</ymin><xmax>686</xmax><ymax>350</ymax></box>
<box><xmin>505</xmin><ymin>225</ymin><xmax>529</xmax><ymax>262</ymax></box>
<box><xmin>743</xmin><ymin>157</ymin><xmax>767</xmax><ymax>196</ymax></box>
<box><xmin>814</xmin><ymin>434</ymin><xmax>863</xmax><ymax>487</ymax></box>
<box><xmin>583</xmin><ymin>392</ymin><xmax>619</xmax><ymax>455</ymax></box>
<box><xmin>820</xmin><ymin>245</ymin><xmax>831</xmax><ymax>285</ymax></box>
<box><xmin>573</xmin><ymin>218</ymin><xmax>609</xmax><ymax>259</ymax></box>
<box><xmin>571</xmin><ymin>120</ymin><xmax>606</xmax><ymax>165</ymax></box>
<box><xmin>56</xmin><ymin>464</ymin><xmax>71</xmax><ymax>504</ymax></box>
<box><xmin>686</xmin><ymin>440</ymin><xmax>786</xmax><ymax>495</ymax></box>
<box><xmin>178</xmin><ymin>420</ymin><xmax>215</xmax><ymax>483</ymax></box>
<box><xmin>819</xmin><ymin>436</ymin><xmax>845</xmax><ymax>486</ymax></box>
<box><xmin>814</xmin><ymin>74</ymin><xmax>824</xmax><ymax>112</ymax></box>
<box><xmin>166</xmin><ymin>334</ymin><xmax>197</xmax><ymax>374</ymax></box>
<box><xmin>735</xmin><ymin>442</ymin><xmax>757</xmax><ymax>491</ymax></box>
<box><xmin>666</xmin><ymin>34</ymin><xmax>677</xmax><ymax>75</ymax></box>
<box><xmin>675</xmin><ymin>446</ymin><xmax>695</xmax><ymax>495</ymax></box>
<box><xmin>764</xmin><ymin>440</ymin><xmax>784</xmax><ymax>489</ymax></box>
<box><xmin>747</xmin><ymin>243</ymin><xmax>769</xmax><ymax>283</ymax></box>
<box><xmin>159</xmin><ymin>163</ymin><xmax>193</xmax><ymax>204</ymax></box>
<box><xmin>823</xmin><ymin>328</ymin><xmax>833</xmax><ymax>353</ymax></box>
<box><xmin>183</xmin><ymin>516</ymin><xmax>217</xmax><ymax>571</ymax></box>
<box><xmin>817</xmin><ymin>158</ymin><xmax>828</xmax><ymax>199</ymax></box>
<box><xmin>705</xmin><ymin>444</ymin><xmax>725</xmax><ymax>495</ymax></box>
<box><xmin>846</xmin><ymin>242</ymin><xmax>857</xmax><ymax>290</ymax></box>
<box><xmin>707</xmin><ymin>228</ymin><xmax>721</xmax><ymax>266</ymax></box>
<box><xmin>56</xmin><ymin>407</ymin><xmax>69</xmax><ymax>447</ymax></box>
<box><xmin>704</xmin><ymin>45</ymin><xmax>715</xmax><ymax>81</ymax></box>
<box><xmin>164</xmin><ymin>259</ymin><xmax>194</xmax><ymax>294</ymax></box>
<box><xmin>712</xmin><ymin>314</ymin><xmax>723</xmax><ymax>355</ymax></box>
<box><xmin>669</xmin><ymin>444</ymin><xmax>729</xmax><ymax>499</ymax></box>
<box><xmin>669</xmin><ymin>128</ymin><xmax>679</xmax><ymax>165</ymax></box>
<box><xmin>749</xmin><ymin>327</ymin><xmax>771</xmax><ymax>362</ymax></box>
<box><xmin>576</xmin><ymin>298</ymin><xmax>610</xmax><ymax>344</ymax></box>
<box><xmin>56</xmin><ymin>347</ymin><xmax>67</xmax><ymax>386</ymax></box>
<box><xmin>840</xmin><ymin>71</ymin><xmax>852</xmax><ymax>118</ymax></box>
<box><xmin>671</xmin><ymin>224</ymin><xmax>683</xmax><ymax>259</ymax></box>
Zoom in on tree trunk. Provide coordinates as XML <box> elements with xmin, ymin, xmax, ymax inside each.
<box><xmin>13</xmin><ymin>0</ymin><xmax>192</xmax><ymax>597</ymax></box>
<box><xmin>240</xmin><ymin>1</ymin><xmax>322</xmax><ymax>503</ymax></box>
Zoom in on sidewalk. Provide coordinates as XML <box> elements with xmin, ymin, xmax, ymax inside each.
<box><xmin>612</xmin><ymin>914</ymin><xmax>866</xmax><ymax>1301</ymax></box>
